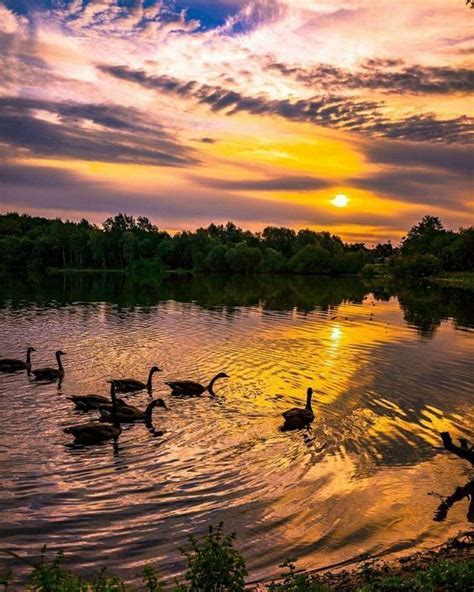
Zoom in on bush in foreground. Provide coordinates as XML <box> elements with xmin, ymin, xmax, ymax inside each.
<box><xmin>1</xmin><ymin>527</ymin><xmax>473</xmax><ymax>591</ymax></box>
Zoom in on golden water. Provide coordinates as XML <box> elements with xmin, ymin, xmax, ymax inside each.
<box><xmin>0</xmin><ymin>274</ymin><xmax>472</xmax><ymax>583</ymax></box>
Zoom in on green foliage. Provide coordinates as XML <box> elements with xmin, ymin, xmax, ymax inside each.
<box><xmin>268</xmin><ymin>560</ymin><xmax>329</xmax><ymax>592</ymax></box>
<box><xmin>390</xmin><ymin>254</ymin><xmax>441</xmax><ymax>279</ymax></box>
<box><xmin>259</xmin><ymin>248</ymin><xmax>287</xmax><ymax>273</ymax></box>
<box><xmin>3</xmin><ymin>533</ymin><xmax>473</xmax><ymax>592</ymax></box>
<box><xmin>355</xmin><ymin>558</ymin><xmax>474</xmax><ymax>592</ymax></box>
<box><xmin>225</xmin><ymin>244</ymin><xmax>262</xmax><ymax>273</ymax></box>
<box><xmin>205</xmin><ymin>245</ymin><xmax>230</xmax><ymax>272</ymax></box>
<box><xmin>0</xmin><ymin>212</ymin><xmax>471</xmax><ymax>276</ymax></box>
<box><xmin>361</xmin><ymin>263</ymin><xmax>378</xmax><ymax>279</ymax></box>
<box><xmin>290</xmin><ymin>246</ymin><xmax>333</xmax><ymax>274</ymax></box>
<box><xmin>180</xmin><ymin>524</ymin><xmax>247</xmax><ymax>591</ymax></box>
<box><xmin>3</xmin><ymin>525</ymin><xmax>247</xmax><ymax>592</ymax></box>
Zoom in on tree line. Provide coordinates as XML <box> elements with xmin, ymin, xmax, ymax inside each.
<box><xmin>0</xmin><ymin>212</ymin><xmax>472</xmax><ymax>276</ymax></box>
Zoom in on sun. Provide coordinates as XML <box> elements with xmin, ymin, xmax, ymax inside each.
<box><xmin>331</xmin><ymin>194</ymin><xmax>349</xmax><ymax>208</ymax></box>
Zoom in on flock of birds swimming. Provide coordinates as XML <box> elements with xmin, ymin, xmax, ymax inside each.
<box><xmin>0</xmin><ymin>347</ymin><xmax>315</xmax><ymax>445</ymax></box>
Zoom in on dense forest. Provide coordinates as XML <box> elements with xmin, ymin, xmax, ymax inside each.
<box><xmin>0</xmin><ymin>212</ymin><xmax>472</xmax><ymax>277</ymax></box>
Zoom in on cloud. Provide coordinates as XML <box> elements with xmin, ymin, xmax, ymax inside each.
<box><xmin>0</xmin><ymin>96</ymin><xmax>196</xmax><ymax>167</ymax></box>
<box><xmin>348</xmin><ymin>169</ymin><xmax>468</xmax><ymax>210</ymax></box>
<box><xmin>362</xmin><ymin>140</ymin><xmax>473</xmax><ymax>178</ymax></box>
<box><xmin>193</xmin><ymin>175</ymin><xmax>333</xmax><ymax>191</ymax></box>
<box><xmin>100</xmin><ymin>64</ymin><xmax>474</xmax><ymax>143</ymax></box>
<box><xmin>267</xmin><ymin>59</ymin><xmax>474</xmax><ymax>95</ymax></box>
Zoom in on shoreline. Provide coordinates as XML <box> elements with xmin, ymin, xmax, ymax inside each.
<box><xmin>253</xmin><ymin>531</ymin><xmax>474</xmax><ymax>590</ymax></box>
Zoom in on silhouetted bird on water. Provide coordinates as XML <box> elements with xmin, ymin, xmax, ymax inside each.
<box><xmin>99</xmin><ymin>398</ymin><xmax>168</xmax><ymax>424</ymax></box>
<box><xmin>109</xmin><ymin>366</ymin><xmax>161</xmax><ymax>393</ymax></box>
<box><xmin>281</xmin><ymin>387</ymin><xmax>314</xmax><ymax>431</ymax></box>
<box><xmin>64</xmin><ymin>383</ymin><xmax>121</xmax><ymax>445</ymax></box>
<box><xmin>31</xmin><ymin>350</ymin><xmax>66</xmax><ymax>381</ymax></box>
<box><xmin>165</xmin><ymin>372</ymin><xmax>229</xmax><ymax>396</ymax></box>
<box><xmin>68</xmin><ymin>393</ymin><xmax>129</xmax><ymax>411</ymax></box>
<box><xmin>0</xmin><ymin>347</ymin><xmax>35</xmax><ymax>373</ymax></box>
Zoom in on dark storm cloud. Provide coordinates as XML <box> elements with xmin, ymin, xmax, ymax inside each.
<box><xmin>0</xmin><ymin>162</ymin><xmax>91</xmax><ymax>187</ymax></box>
<box><xmin>100</xmin><ymin>65</ymin><xmax>474</xmax><ymax>143</ymax></box>
<box><xmin>349</xmin><ymin>169</ymin><xmax>468</xmax><ymax>209</ymax></box>
<box><xmin>362</xmin><ymin>140</ymin><xmax>473</xmax><ymax>178</ymax></box>
<box><xmin>194</xmin><ymin>175</ymin><xmax>333</xmax><ymax>191</ymax></box>
<box><xmin>0</xmin><ymin>96</ymin><xmax>197</xmax><ymax>167</ymax></box>
<box><xmin>267</xmin><ymin>59</ymin><xmax>474</xmax><ymax>95</ymax></box>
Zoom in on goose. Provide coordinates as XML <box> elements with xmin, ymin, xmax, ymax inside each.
<box><xmin>109</xmin><ymin>366</ymin><xmax>161</xmax><ymax>393</ymax></box>
<box><xmin>281</xmin><ymin>388</ymin><xmax>314</xmax><ymax>431</ymax></box>
<box><xmin>32</xmin><ymin>351</ymin><xmax>66</xmax><ymax>381</ymax></box>
<box><xmin>165</xmin><ymin>372</ymin><xmax>229</xmax><ymax>397</ymax></box>
<box><xmin>99</xmin><ymin>398</ymin><xmax>168</xmax><ymax>424</ymax></box>
<box><xmin>68</xmin><ymin>394</ymin><xmax>129</xmax><ymax>411</ymax></box>
<box><xmin>64</xmin><ymin>383</ymin><xmax>121</xmax><ymax>444</ymax></box>
<box><xmin>0</xmin><ymin>347</ymin><xmax>35</xmax><ymax>373</ymax></box>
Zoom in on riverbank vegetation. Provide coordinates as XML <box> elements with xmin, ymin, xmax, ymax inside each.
<box><xmin>0</xmin><ymin>213</ymin><xmax>472</xmax><ymax>280</ymax></box>
<box><xmin>2</xmin><ymin>526</ymin><xmax>473</xmax><ymax>591</ymax></box>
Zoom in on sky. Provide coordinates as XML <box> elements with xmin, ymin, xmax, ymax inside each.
<box><xmin>0</xmin><ymin>0</ymin><xmax>472</xmax><ymax>244</ymax></box>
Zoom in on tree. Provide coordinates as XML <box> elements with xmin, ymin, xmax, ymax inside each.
<box><xmin>401</xmin><ymin>215</ymin><xmax>445</xmax><ymax>255</ymax></box>
<box><xmin>225</xmin><ymin>244</ymin><xmax>262</xmax><ymax>273</ymax></box>
<box><xmin>259</xmin><ymin>248</ymin><xmax>287</xmax><ymax>273</ymax></box>
<box><xmin>290</xmin><ymin>245</ymin><xmax>333</xmax><ymax>274</ymax></box>
<box><xmin>262</xmin><ymin>226</ymin><xmax>296</xmax><ymax>258</ymax></box>
<box><xmin>103</xmin><ymin>212</ymin><xmax>136</xmax><ymax>233</ymax></box>
<box><xmin>205</xmin><ymin>245</ymin><xmax>229</xmax><ymax>272</ymax></box>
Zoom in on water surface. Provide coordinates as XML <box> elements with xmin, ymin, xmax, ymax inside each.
<box><xmin>0</xmin><ymin>273</ymin><xmax>473</xmax><ymax>583</ymax></box>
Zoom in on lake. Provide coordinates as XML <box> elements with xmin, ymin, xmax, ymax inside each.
<box><xmin>0</xmin><ymin>273</ymin><xmax>473</xmax><ymax>584</ymax></box>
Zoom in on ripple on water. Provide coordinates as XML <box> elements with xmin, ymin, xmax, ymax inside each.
<box><xmin>0</xmin><ymin>275</ymin><xmax>473</xmax><ymax>583</ymax></box>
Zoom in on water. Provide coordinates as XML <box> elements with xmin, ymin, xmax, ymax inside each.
<box><xmin>0</xmin><ymin>273</ymin><xmax>473</xmax><ymax>584</ymax></box>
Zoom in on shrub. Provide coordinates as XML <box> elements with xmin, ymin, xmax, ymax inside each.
<box><xmin>181</xmin><ymin>524</ymin><xmax>247</xmax><ymax>591</ymax></box>
<box><xmin>390</xmin><ymin>254</ymin><xmax>441</xmax><ymax>279</ymax></box>
<box><xmin>290</xmin><ymin>246</ymin><xmax>333</xmax><ymax>274</ymax></box>
<box><xmin>205</xmin><ymin>245</ymin><xmax>229</xmax><ymax>272</ymax></box>
<box><xmin>259</xmin><ymin>248</ymin><xmax>287</xmax><ymax>273</ymax></box>
<box><xmin>361</xmin><ymin>263</ymin><xmax>378</xmax><ymax>279</ymax></box>
<box><xmin>225</xmin><ymin>244</ymin><xmax>262</xmax><ymax>273</ymax></box>
<box><xmin>3</xmin><ymin>525</ymin><xmax>247</xmax><ymax>592</ymax></box>
<box><xmin>268</xmin><ymin>560</ymin><xmax>329</xmax><ymax>592</ymax></box>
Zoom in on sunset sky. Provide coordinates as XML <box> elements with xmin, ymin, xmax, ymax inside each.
<box><xmin>0</xmin><ymin>0</ymin><xmax>472</xmax><ymax>244</ymax></box>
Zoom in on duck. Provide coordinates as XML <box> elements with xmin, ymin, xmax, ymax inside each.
<box><xmin>281</xmin><ymin>387</ymin><xmax>314</xmax><ymax>431</ymax></box>
<box><xmin>165</xmin><ymin>372</ymin><xmax>229</xmax><ymax>397</ymax></box>
<box><xmin>109</xmin><ymin>366</ymin><xmax>161</xmax><ymax>393</ymax></box>
<box><xmin>99</xmin><ymin>398</ymin><xmax>168</xmax><ymax>424</ymax></box>
<box><xmin>68</xmin><ymin>394</ymin><xmax>129</xmax><ymax>411</ymax></box>
<box><xmin>0</xmin><ymin>347</ymin><xmax>35</xmax><ymax>373</ymax></box>
<box><xmin>31</xmin><ymin>350</ymin><xmax>66</xmax><ymax>381</ymax></box>
<box><xmin>64</xmin><ymin>383</ymin><xmax>121</xmax><ymax>445</ymax></box>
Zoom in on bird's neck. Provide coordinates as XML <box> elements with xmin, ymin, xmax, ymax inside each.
<box><xmin>144</xmin><ymin>401</ymin><xmax>157</xmax><ymax>427</ymax></box>
<box><xmin>56</xmin><ymin>353</ymin><xmax>63</xmax><ymax>372</ymax></box>
<box><xmin>306</xmin><ymin>391</ymin><xmax>313</xmax><ymax>411</ymax></box>
<box><xmin>146</xmin><ymin>369</ymin><xmax>155</xmax><ymax>390</ymax></box>
<box><xmin>110</xmin><ymin>388</ymin><xmax>120</xmax><ymax>427</ymax></box>
<box><xmin>207</xmin><ymin>374</ymin><xmax>220</xmax><ymax>393</ymax></box>
<box><xmin>26</xmin><ymin>350</ymin><xmax>32</xmax><ymax>366</ymax></box>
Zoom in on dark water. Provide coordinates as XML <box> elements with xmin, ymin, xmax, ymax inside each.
<box><xmin>0</xmin><ymin>273</ymin><xmax>473</xmax><ymax>584</ymax></box>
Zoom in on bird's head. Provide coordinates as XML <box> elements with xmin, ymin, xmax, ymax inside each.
<box><xmin>27</xmin><ymin>347</ymin><xmax>36</xmax><ymax>353</ymax></box>
<box><xmin>155</xmin><ymin>398</ymin><xmax>168</xmax><ymax>410</ymax></box>
<box><xmin>56</xmin><ymin>350</ymin><xmax>66</xmax><ymax>357</ymax></box>
<box><xmin>216</xmin><ymin>372</ymin><xmax>229</xmax><ymax>380</ymax></box>
<box><xmin>150</xmin><ymin>366</ymin><xmax>162</xmax><ymax>374</ymax></box>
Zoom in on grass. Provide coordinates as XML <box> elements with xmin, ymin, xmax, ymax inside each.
<box><xmin>1</xmin><ymin>527</ymin><xmax>473</xmax><ymax>591</ymax></box>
